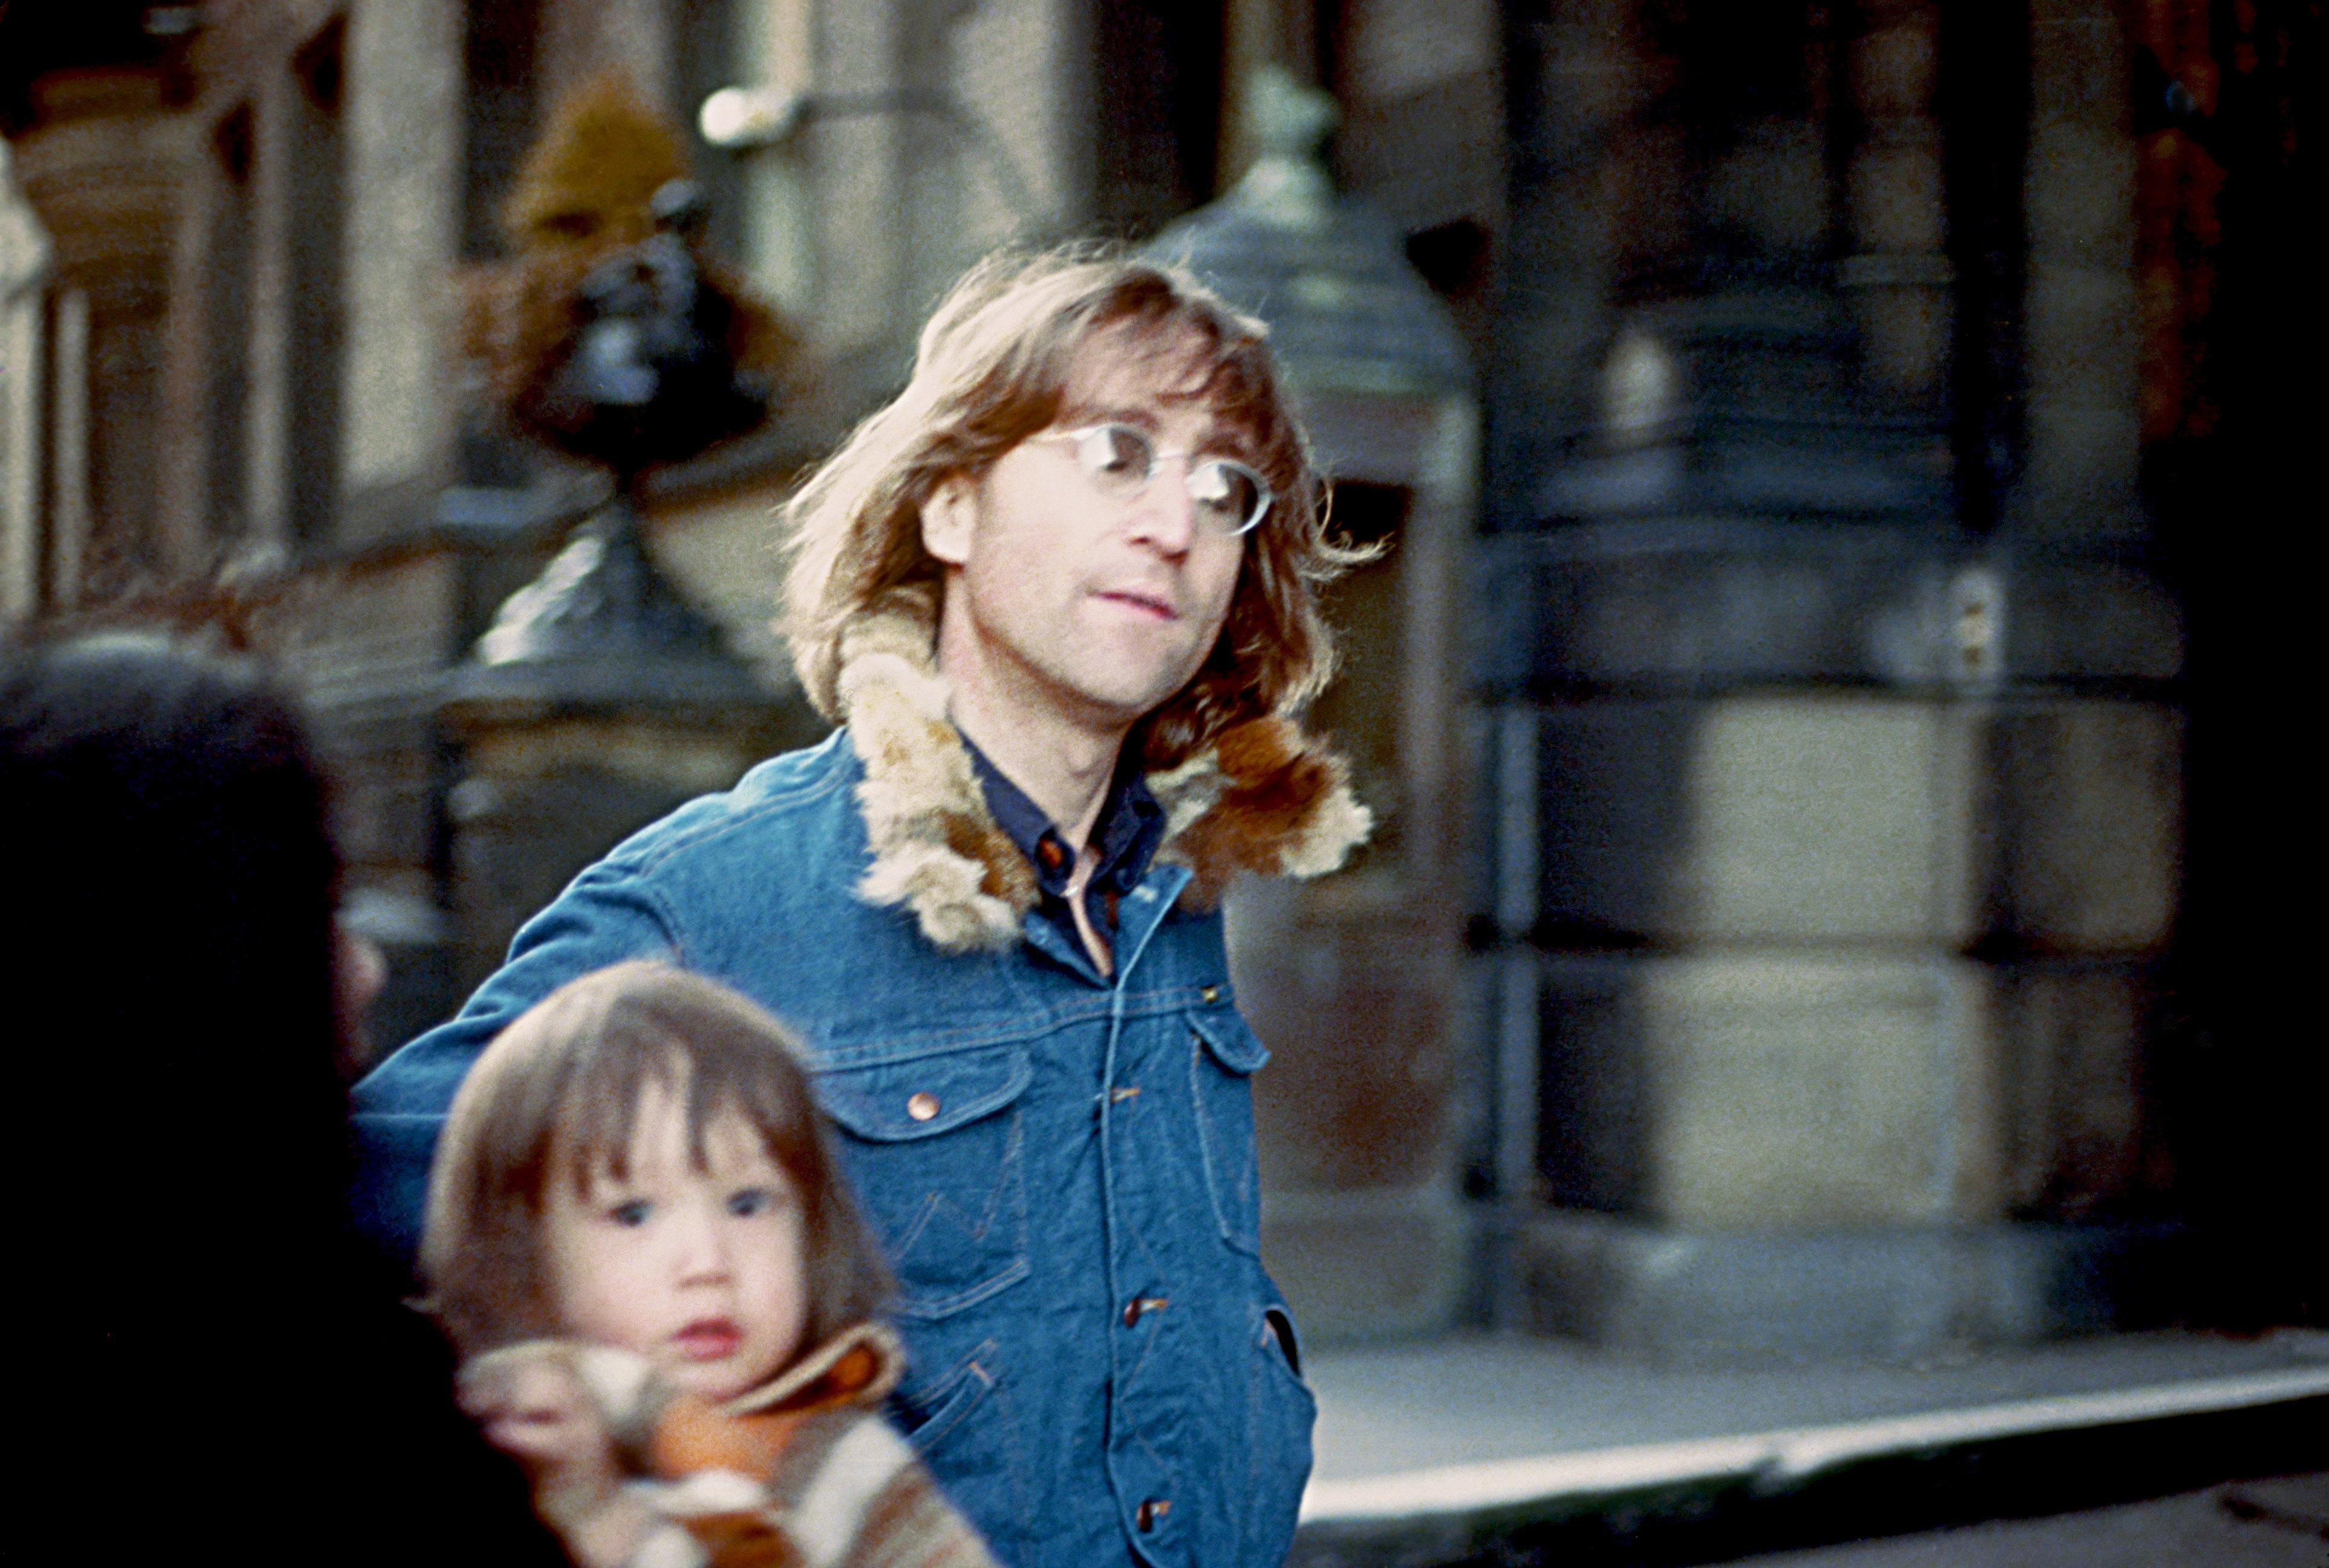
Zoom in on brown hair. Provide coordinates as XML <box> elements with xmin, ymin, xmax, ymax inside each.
<box><xmin>421</xmin><ymin>961</ymin><xmax>891</xmax><ymax>1359</ymax></box>
<box><xmin>782</xmin><ymin>245</ymin><xmax>1376</xmax><ymax>770</ymax></box>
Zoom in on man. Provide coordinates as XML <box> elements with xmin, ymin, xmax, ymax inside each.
<box><xmin>353</xmin><ymin>250</ymin><xmax>1374</xmax><ymax>1568</ymax></box>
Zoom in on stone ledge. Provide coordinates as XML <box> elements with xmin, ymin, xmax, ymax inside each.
<box><xmin>1291</xmin><ymin>1366</ymin><xmax>2328</xmax><ymax>1567</ymax></box>
<box><xmin>1514</xmin><ymin>1212</ymin><xmax>2196</xmax><ymax>1360</ymax></box>
<box><xmin>1474</xmin><ymin>524</ymin><xmax>2181</xmax><ymax>692</ymax></box>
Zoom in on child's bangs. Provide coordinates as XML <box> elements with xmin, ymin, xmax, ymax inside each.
<box><xmin>553</xmin><ymin>976</ymin><xmax>818</xmax><ymax>1187</ymax></box>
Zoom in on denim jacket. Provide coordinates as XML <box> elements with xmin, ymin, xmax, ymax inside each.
<box><xmin>352</xmin><ymin>613</ymin><xmax>1371</xmax><ymax>1568</ymax></box>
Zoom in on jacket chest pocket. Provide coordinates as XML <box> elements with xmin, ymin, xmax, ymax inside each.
<box><xmin>1186</xmin><ymin>1010</ymin><xmax>1271</xmax><ymax>1256</ymax></box>
<box><xmin>816</xmin><ymin>1045</ymin><xmax>1033</xmax><ymax>1319</ymax></box>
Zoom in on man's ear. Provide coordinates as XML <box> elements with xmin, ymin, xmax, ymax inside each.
<box><xmin>920</xmin><ymin>476</ymin><xmax>977</xmax><ymax>567</ymax></box>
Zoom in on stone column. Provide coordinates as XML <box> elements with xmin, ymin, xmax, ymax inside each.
<box><xmin>804</xmin><ymin>0</ymin><xmax>912</xmax><ymax>371</ymax></box>
<box><xmin>1983</xmin><ymin>0</ymin><xmax>2181</xmax><ymax>1263</ymax></box>
<box><xmin>2021</xmin><ymin>0</ymin><xmax>2139</xmax><ymax>540</ymax></box>
<box><xmin>0</xmin><ymin>141</ymin><xmax>49</xmax><ymax>626</ymax></box>
<box><xmin>538</xmin><ymin>0</ymin><xmax>676</xmax><ymax>113</ymax></box>
<box><xmin>339</xmin><ymin>0</ymin><xmax>464</xmax><ymax>542</ymax></box>
<box><xmin>1841</xmin><ymin>2</ymin><xmax>1951</xmax><ymax>401</ymax></box>
<box><xmin>8</xmin><ymin>69</ymin><xmax>194</xmax><ymax>601</ymax></box>
<box><xmin>439</xmin><ymin>502</ymin><xmax>817</xmax><ymax>990</ymax></box>
<box><xmin>1481</xmin><ymin>0</ymin><xmax>2184</xmax><ymax>1359</ymax></box>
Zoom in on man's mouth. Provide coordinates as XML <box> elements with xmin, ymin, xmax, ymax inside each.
<box><xmin>1095</xmin><ymin>587</ymin><xmax>1177</xmax><ymax>620</ymax></box>
<box><xmin>674</xmin><ymin>1319</ymin><xmax>743</xmax><ymax>1361</ymax></box>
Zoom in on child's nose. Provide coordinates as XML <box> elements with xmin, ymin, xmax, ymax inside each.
<box><xmin>671</xmin><ymin>1200</ymin><xmax>733</xmax><ymax>1280</ymax></box>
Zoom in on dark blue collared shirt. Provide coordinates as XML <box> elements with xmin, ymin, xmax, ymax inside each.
<box><xmin>962</xmin><ymin>734</ymin><xmax>1166</xmax><ymax>954</ymax></box>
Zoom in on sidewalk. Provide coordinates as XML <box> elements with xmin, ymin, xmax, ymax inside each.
<box><xmin>1295</xmin><ymin>1329</ymin><xmax>2329</xmax><ymax>1566</ymax></box>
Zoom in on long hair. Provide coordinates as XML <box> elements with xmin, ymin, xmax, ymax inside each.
<box><xmin>782</xmin><ymin>246</ymin><xmax>1375</xmax><ymax>768</ymax></box>
<box><xmin>423</xmin><ymin>960</ymin><xmax>892</xmax><ymax>1362</ymax></box>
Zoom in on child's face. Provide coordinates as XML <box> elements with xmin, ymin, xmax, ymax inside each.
<box><xmin>542</xmin><ymin>1076</ymin><xmax>808</xmax><ymax>1402</ymax></box>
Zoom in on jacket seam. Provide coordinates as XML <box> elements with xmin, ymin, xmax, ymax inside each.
<box><xmin>801</xmin><ymin>987</ymin><xmax>1239</xmax><ymax>1066</ymax></box>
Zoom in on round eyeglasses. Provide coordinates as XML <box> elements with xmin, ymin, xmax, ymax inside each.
<box><xmin>1034</xmin><ymin>424</ymin><xmax>1273</xmax><ymax>537</ymax></box>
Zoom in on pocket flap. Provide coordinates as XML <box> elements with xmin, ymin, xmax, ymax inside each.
<box><xmin>815</xmin><ymin>1046</ymin><xmax>1033</xmax><ymax>1141</ymax></box>
<box><xmin>1187</xmin><ymin>1009</ymin><xmax>1270</xmax><ymax>1076</ymax></box>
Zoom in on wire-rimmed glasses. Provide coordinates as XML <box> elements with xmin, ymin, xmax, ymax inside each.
<box><xmin>1034</xmin><ymin>423</ymin><xmax>1273</xmax><ymax>537</ymax></box>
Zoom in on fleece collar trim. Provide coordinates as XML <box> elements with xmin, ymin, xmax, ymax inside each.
<box><xmin>833</xmin><ymin>611</ymin><xmax>1371</xmax><ymax>954</ymax></box>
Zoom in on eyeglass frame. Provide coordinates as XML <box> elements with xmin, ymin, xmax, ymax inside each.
<box><xmin>1028</xmin><ymin>422</ymin><xmax>1276</xmax><ymax>538</ymax></box>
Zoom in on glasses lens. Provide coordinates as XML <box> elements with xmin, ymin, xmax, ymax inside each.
<box><xmin>1072</xmin><ymin>425</ymin><xmax>1155</xmax><ymax>497</ymax></box>
<box><xmin>1189</xmin><ymin>460</ymin><xmax>1269</xmax><ymax>534</ymax></box>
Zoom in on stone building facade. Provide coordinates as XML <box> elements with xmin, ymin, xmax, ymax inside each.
<box><xmin>2</xmin><ymin>0</ymin><xmax>2311</xmax><ymax>1345</ymax></box>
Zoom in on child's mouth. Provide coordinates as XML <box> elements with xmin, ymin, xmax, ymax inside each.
<box><xmin>675</xmin><ymin>1320</ymin><xmax>742</xmax><ymax>1361</ymax></box>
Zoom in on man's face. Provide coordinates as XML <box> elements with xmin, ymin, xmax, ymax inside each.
<box><xmin>922</xmin><ymin>325</ymin><xmax>1254</xmax><ymax>736</ymax></box>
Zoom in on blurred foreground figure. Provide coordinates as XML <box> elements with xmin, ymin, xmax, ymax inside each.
<box><xmin>0</xmin><ymin>633</ymin><xmax>567</xmax><ymax>1568</ymax></box>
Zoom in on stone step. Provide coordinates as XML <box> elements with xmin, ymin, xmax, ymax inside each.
<box><xmin>1293</xmin><ymin>1331</ymin><xmax>2329</xmax><ymax>1566</ymax></box>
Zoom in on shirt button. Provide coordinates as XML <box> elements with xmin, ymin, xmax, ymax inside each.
<box><xmin>906</xmin><ymin>1091</ymin><xmax>940</xmax><ymax>1121</ymax></box>
<box><xmin>1136</xmin><ymin>1498</ymin><xmax>1171</xmax><ymax>1532</ymax></box>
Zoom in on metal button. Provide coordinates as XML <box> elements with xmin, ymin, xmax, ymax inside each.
<box><xmin>1136</xmin><ymin>1498</ymin><xmax>1171</xmax><ymax>1532</ymax></box>
<box><xmin>1199</xmin><ymin>984</ymin><xmax>1220</xmax><ymax>1004</ymax></box>
<box><xmin>906</xmin><ymin>1091</ymin><xmax>940</xmax><ymax>1122</ymax></box>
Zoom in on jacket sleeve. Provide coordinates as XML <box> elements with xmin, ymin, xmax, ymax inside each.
<box><xmin>349</xmin><ymin>860</ymin><xmax>684</xmax><ymax>1264</ymax></box>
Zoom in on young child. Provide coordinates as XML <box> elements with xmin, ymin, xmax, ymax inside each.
<box><xmin>422</xmin><ymin>960</ymin><xmax>997</xmax><ymax>1568</ymax></box>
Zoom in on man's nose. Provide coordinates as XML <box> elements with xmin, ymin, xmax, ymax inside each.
<box><xmin>1124</xmin><ymin>461</ymin><xmax>1197</xmax><ymax>556</ymax></box>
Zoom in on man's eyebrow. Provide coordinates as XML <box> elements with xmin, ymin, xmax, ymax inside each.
<box><xmin>1059</xmin><ymin>400</ymin><xmax>1160</xmax><ymax>432</ymax></box>
<box><xmin>1060</xmin><ymin>401</ymin><xmax>1258</xmax><ymax>461</ymax></box>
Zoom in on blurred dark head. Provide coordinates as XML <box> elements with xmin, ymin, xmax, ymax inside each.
<box><xmin>1</xmin><ymin>633</ymin><xmax>348</xmax><ymax>1371</ymax></box>
<box><xmin>5</xmin><ymin>629</ymin><xmax>569</xmax><ymax>1562</ymax></box>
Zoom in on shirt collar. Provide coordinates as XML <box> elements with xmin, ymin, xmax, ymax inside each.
<box><xmin>960</xmin><ymin>733</ymin><xmax>1165</xmax><ymax>902</ymax></box>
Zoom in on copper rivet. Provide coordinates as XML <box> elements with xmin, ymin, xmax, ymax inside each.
<box><xmin>1122</xmin><ymin>1300</ymin><xmax>1141</xmax><ymax>1328</ymax></box>
<box><xmin>1200</xmin><ymin>984</ymin><xmax>1220</xmax><ymax>1004</ymax></box>
<box><xmin>906</xmin><ymin>1091</ymin><xmax>940</xmax><ymax>1121</ymax></box>
<box><xmin>1137</xmin><ymin>1499</ymin><xmax>1170</xmax><ymax>1531</ymax></box>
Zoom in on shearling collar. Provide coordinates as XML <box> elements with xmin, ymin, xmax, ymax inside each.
<box><xmin>722</xmin><ymin>1321</ymin><xmax>903</xmax><ymax>1417</ymax></box>
<box><xmin>834</xmin><ymin>611</ymin><xmax>1372</xmax><ymax>953</ymax></box>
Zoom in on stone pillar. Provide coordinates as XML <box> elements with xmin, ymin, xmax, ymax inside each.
<box><xmin>1482</xmin><ymin>0</ymin><xmax>2184</xmax><ymax>1359</ymax></box>
<box><xmin>7</xmin><ymin>69</ymin><xmax>194</xmax><ymax>601</ymax></box>
<box><xmin>2021</xmin><ymin>0</ymin><xmax>2139</xmax><ymax>540</ymax></box>
<box><xmin>804</xmin><ymin>0</ymin><xmax>913</xmax><ymax>372</ymax></box>
<box><xmin>339</xmin><ymin>0</ymin><xmax>464</xmax><ymax>541</ymax></box>
<box><xmin>1841</xmin><ymin>2</ymin><xmax>1951</xmax><ymax>400</ymax></box>
<box><xmin>439</xmin><ymin>501</ymin><xmax>817</xmax><ymax>989</ymax></box>
<box><xmin>729</xmin><ymin>0</ymin><xmax>820</xmax><ymax>317</ymax></box>
<box><xmin>538</xmin><ymin>0</ymin><xmax>676</xmax><ymax>113</ymax></box>
<box><xmin>0</xmin><ymin>141</ymin><xmax>49</xmax><ymax>626</ymax></box>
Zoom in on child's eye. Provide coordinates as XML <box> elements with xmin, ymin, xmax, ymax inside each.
<box><xmin>608</xmin><ymin>1199</ymin><xmax>653</xmax><ymax>1227</ymax></box>
<box><xmin>726</xmin><ymin>1187</ymin><xmax>781</xmax><ymax>1218</ymax></box>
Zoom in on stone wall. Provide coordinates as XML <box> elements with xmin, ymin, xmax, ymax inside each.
<box><xmin>1476</xmin><ymin>0</ymin><xmax>2188</xmax><ymax>1356</ymax></box>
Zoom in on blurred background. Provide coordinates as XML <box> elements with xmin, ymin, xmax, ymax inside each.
<box><xmin>0</xmin><ymin>0</ymin><xmax>2316</xmax><ymax>1387</ymax></box>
